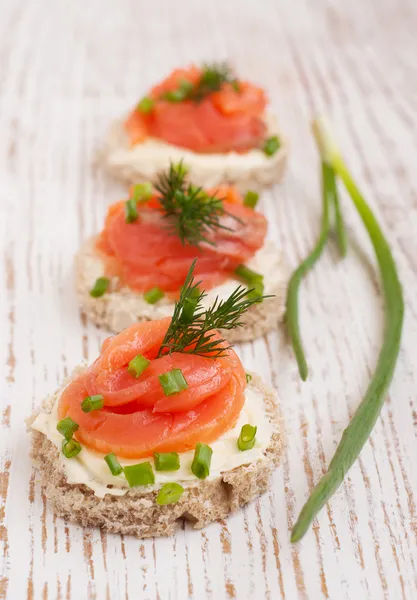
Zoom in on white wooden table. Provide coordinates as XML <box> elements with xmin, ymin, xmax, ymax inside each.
<box><xmin>1</xmin><ymin>0</ymin><xmax>417</xmax><ymax>598</ymax></box>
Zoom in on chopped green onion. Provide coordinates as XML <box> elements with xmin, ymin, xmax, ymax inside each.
<box><xmin>191</xmin><ymin>443</ymin><xmax>212</xmax><ymax>479</ymax></box>
<box><xmin>127</xmin><ymin>354</ymin><xmax>150</xmax><ymax>378</ymax></box>
<box><xmin>81</xmin><ymin>394</ymin><xmax>104</xmax><ymax>413</ymax></box>
<box><xmin>231</xmin><ymin>80</ymin><xmax>241</xmax><ymax>93</ymax></box>
<box><xmin>137</xmin><ymin>96</ymin><xmax>154</xmax><ymax>114</ymax></box>
<box><xmin>163</xmin><ymin>79</ymin><xmax>193</xmax><ymax>103</ymax></box>
<box><xmin>180</xmin><ymin>295</ymin><xmax>199</xmax><ymax>324</ymax></box>
<box><xmin>234</xmin><ymin>264</ymin><xmax>263</xmax><ymax>283</ymax></box>
<box><xmin>124</xmin><ymin>462</ymin><xmax>155</xmax><ymax>487</ymax></box>
<box><xmin>159</xmin><ymin>368</ymin><xmax>188</xmax><ymax>396</ymax></box>
<box><xmin>243</xmin><ymin>190</ymin><xmax>259</xmax><ymax>209</ymax></box>
<box><xmin>144</xmin><ymin>287</ymin><xmax>165</xmax><ymax>304</ymax></box>
<box><xmin>153</xmin><ymin>452</ymin><xmax>180</xmax><ymax>472</ymax></box>
<box><xmin>237</xmin><ymin>424</ymin><xmax>257</xmax><ymax>451</ymax></box>
<box><xmin>156</xmin><ymin>482</ymin><xmax>184</xmax><ymax>505</ymax></box>
<box><xmin>125</xmin><ymin>198</ymin><xmax>138</xmax><ymax>223</ymax></box>
<box><xmin>62</xmin><ymin>438</ymin><xmax>82</xmax><ymax>458</ymax></box>
<box><xmin>90</xmin><ymin>277</ymin><xmax>110</xmax><ymax>298</ymax></box>
<box><xmin>263</xmin><ymin>135</ymin><xmax>281</xmax><ymax>157</ymax></box>
<box><xmin>104</xmin><ymin>453</ymin><xmax>123</xmax><ymax>476</ymax></box>
<box><xmin>131</xmin><ymin>182</ymin><xmax>153</xmax><ymax>203</ymax></box>
<box><xmin>246</xmin><ymin>373</ymin><xmax>252</xmax><ymax>384</ymax></box>
<box><xmin>57</xmin><ymin>417</ymin><xmax>79</xmax><ymax>441</ymax></box>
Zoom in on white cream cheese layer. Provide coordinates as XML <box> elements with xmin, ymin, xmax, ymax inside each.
<box><xmin>31</xmin><ymin>384</ymin><xmax>273</xmax><ymax>499</ymax></box>
<box><xmin>80</xmin><ymin>239</ymin><xmax>284</xmax><ymax>332</ymax></box>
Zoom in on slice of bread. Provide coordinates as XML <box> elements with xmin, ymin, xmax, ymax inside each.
<box><xmin>28</xmin><ymin>373</ymin><xmax>284</xmax><ymax>538</ymax></box>
<box><xmin>97</xmin><ymin>115</ymin><xmax>288</xmax><ymax>193</ymax></box>
<box><xmin>75</xmin><ymin>238</ymin><xmax>288</xmax><ymax>339</ymax></box>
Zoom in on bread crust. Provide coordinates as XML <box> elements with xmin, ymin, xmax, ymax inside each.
<box><xmin>97</xmin><ymin>116</ymin><xmax>288</xmax><ymax>193</ymax></box>
<box><xmin>75</xmin><ymin>238</ymin><xmax>288</xmax><ymax>340</ymax></box>
<box><xmin>29</xmin><ymin>373</ymin><xmax>284</xmax><ymax>538</ymax></box>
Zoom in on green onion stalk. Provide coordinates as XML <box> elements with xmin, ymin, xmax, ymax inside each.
<box><xmin>291</xmin><ymin>117</ymin><xmax>404</xmax><ymax>542</ymax></box>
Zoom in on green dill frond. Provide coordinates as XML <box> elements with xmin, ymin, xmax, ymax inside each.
<box><xmin>154</xmin><ymin>162</ymin><xmax>237</xmax><ymax>247</ymax></box>
<box><xmin>190</xmin><ymin>62</ymin><xmax>239</xmax><ymax>101</ymax></box>
<box><xmin>157</xmin><ymin>260</ymin><xmax>268</xmax><ymax>358</ymax></box>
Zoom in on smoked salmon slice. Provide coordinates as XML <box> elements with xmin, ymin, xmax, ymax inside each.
<box><xmin>96</xmin><ymin>185</ymin><xmax>267</xmax><ymax>295</ymax></box>
<box><xmin>124</xmin><ymin>64</ymin><xmax>268</xmax><ymax>154</ymax></box>
<box><xmin>58</xmin><ymin>320</ymin><xmax>247</xmax><ymax>458</ymax></box>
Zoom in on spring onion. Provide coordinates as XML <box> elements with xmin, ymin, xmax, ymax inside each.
<box><xmin>263</xmin><ymin>135</ymin><xmax>281</xmax><ymax>157</ymax></box>
<box><xmin>237</xmin><ymin>424</ymin><xmax>257</xmax><ymax>451</ymax></box>
<box><xmin>163</xmin><ymin>79</ymin><xmax>194</xmax><ymax>103</ymax></box>
<box><xmin>327</xmin><ymin>164</ymin><xmax>348</xmax><ymax>257</ymax></box>
<box><xmin>246</xmin><ymin>373</ymin><xmax>252</xmax><ymax>384</ymax></box>
<box><xmin>234</xmin><ymin>264</ymin><xmax>263</xmax><ymax>283</ymax></box>
<box><xmin>244</xmin><ymin>190</ymin><xmax>259</xmax><ymax>209</ymax></box>
<box><xmin>156</xmin><ymin>482</ymin><xmax>184</xmax><ymax>505</ymax></box>
<box><xmin>191</xmin><ymin>443</ymin><xmax>212</xmax><ymax>479</ymax></box>
<box><xmin>90</xmin><ymin>277</ymin><xmax>110</xmax><ymax>298</ymax></box>
<box><xmin>62</xmin><ymin>439</ymin><xmax>81</xmax><ymax>458</ymax></box>
<box><xmin>124</xmin><ymin>462</ymin><xmax>155</xmax><ymax>487</ymax></box>
<box><xmin>57</xmin><ymin>417</ymin><xmax>79</xmax><ymax>441</ymax></box>
<box><xmin>137</xmin><ymin>96</ymin><xmax>154</xmax><ymax>114</ymax></box>
<box><xmin>131</xmin><ymin>182</ymin><xmax>153</xmax><ymax>203</ymax></box>
<box><xmin>81</xmin><ymin>394</ymin><xmax>104</xmax><ymax>413</ymax></box>
<box><xmin>127</xmin><ymin>354</ymin><xmax>150</xmax><ymax>378</ymax></box>
<box><xmin>154</xmin><ymin>452</ymin><xmax>180</xmax><ymax>472</ymax></box>
<box><xmin>159</xmin><ymin>368</ymin><xmax>188</xmax><ymax>396</ymax></box>
<box><xmin>144</xmin><ymin>287</ymin><xmax>164</xmax><ymax>304</ymax></box>
<box><xmin>290</xmin><ymin>117</ymin><xmax>404</xmax><ymax>543</ymax></box>
<box><xmin>104</xmin><ymin>453</ymin><xmax>123</xmax><ymax>476</ymax></box>
<box><xmin>285</xmin><ymin>159</ymin><xmax>332</xmax><ymax>380</ymax></box>
<box><xmin>125</xmin><ymin>198</ymin><xmax>138</xmax><ymax>223</ymax></box>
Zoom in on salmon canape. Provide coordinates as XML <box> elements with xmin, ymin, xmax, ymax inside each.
<box><xmin>29</xmin><ymin>263</ymin><xmax>284</xmax><ymax>538</ymax></box>
<box><xmin>99</xmin><ymin>63</ymin><xmax>287</xmax><ymax>192</ymax></box>
<box><xmin>76</xmin><ymin>163</ymin><xmax>287</xmax><ymax>340</ymax></box>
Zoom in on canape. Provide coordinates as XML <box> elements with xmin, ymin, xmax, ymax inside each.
<box><xmin>76</xmin><ymin>163</ymin><xmax>287</xmax><ymax>341</ymax></box>
<box><xmin>99</xmin><ymin>63</ymin><xmax>287</xmax><ymax>192</ymax></box>
<box><xmin>29</xmin><ymin>264</ymin><xmax>284</xmax><ymax>538</ymax></box>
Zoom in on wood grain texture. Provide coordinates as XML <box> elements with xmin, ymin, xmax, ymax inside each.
<box><xmin>1</xmin><ymin>0</ymin><xmax>416</xmax><ymax>598</ymax></box>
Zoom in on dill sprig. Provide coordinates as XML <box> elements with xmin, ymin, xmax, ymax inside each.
<box><xmin>157</xmin><ymin>260</ymin><xmax>267</xmax><ymax>358</ymax></box>
<box><xmin>154</xmin><ymin>162</ymin><xmax>237</xmax><ymax>246</ymax></box>
<box><xmin>190</xmin><ymin>62</ymin><xmax>239</xmax><ymax>101</ymax></box>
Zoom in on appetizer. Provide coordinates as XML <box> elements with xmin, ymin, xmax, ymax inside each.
<box><xmin>29</xmin><ymin>264</ymin><xmax>284</xmax><ymax>538</ymax></box>
<box><xmin>99</xmin><ymin>63</ymin><xmax>287</xmax><ymax>192</ymax></box>
<box><xmin>76</xmin><ymin>163</ymin><xmax>287</xmax><ymax>340</ymax></box>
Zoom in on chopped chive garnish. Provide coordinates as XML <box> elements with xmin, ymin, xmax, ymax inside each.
<box><xmin>127</xmin><ymin>354</ymin><xmax>150</xmax><ymax>378</ymax></box>
<box><xmin>180</xmin><ymin>295</ymin><xmax>199</xmax><ymax>324</ymax></box>
<box><xmin>144</xmin><ymin>287</ymin><xmax>165</xmax><ymax>304</ymax></box>
<box><xmin>159</xmin><ymin>368</ymin><xmax>189</xmax><ymax>396</ymax></box>
<box><xmin>57</xmin><ymin>417</ymin><xmax>79</xmax><ymax>441</ymax></box>
<box><xmin>131</xmin><ymin>182</ymin><xmax>153</xmax><ymax>203</ymax></box>
<box><xmin>237</xmin><ymin>424</ymin><xmax>257</xmax><ymax>451</ymax></box>
<box><xmin>231</xmin><ymin>80</ymin><xmax>240</xmax><ymax>93</ymax></box>
<box><xmin>246</xmin><ymin>373</ymin><xmax>252</xmax><ymax>384</ymax></box>
<box><xmin>191</xmin><ymin>443</ymin><xmax>212</xmax><ymax>479</ymax></box>
<box><xmin>247</xmin><ymin>280</ymin><xmax>265</xmax><ymax>302</ymax></box>
<box><xmin>163</xmin><ymin>79</ymin><xmax>194</xmax><ymax>103</ymax></box>
<box><xmin>243</xmin><ymin>190</ymin><xmax>259</xmax><ymax>209</ymax></box>
<box><xmin>124</xmin><ymin>462</ymin><xmax>155</xmax><ymax>487</ymax></box>
<box><xmin>62</xmin><ymin>438</ymin><xmax>82</xmax><ymax>458</ymax></box>
<box><xmin>137</xmin><ymin>96</ymin><xmax>154</xmax><ymax>114</ymax></box>
<box><xmin>104</xmin><ymin>453</ymin><xmax>123</xmax><ymax>476</ymax></box>
<box><xmin>81</xmin><ymin>394</ymin><xmax>104</xmax><ymax>413</ymax></box>
<box><xmin>90</xmin><ymin>277</ymin><xmax>110</xmax><ymax>298</ymax></box>
<box><xmin>156</xmin><ymin>482</ymin><xmax>184</xmax><ymax>505</ymax></box>
<box><xmin>153</xmin><ymin>452</ymin><xmax>180</xmax><ymax>472</ymax></box>
<box><xmin>263</xmin><ymin>135</ymin><xmax>281</xmax><ymax>157</ymax></box>
<box><xmin>125</xmin><ymin>198</ymin><xmax>138</xmax><ymax>223</ymax></box>
<box><xmin>234</xmin><ymin>264</ymin><xmax>263</xmax><ymax>283</ymax></box>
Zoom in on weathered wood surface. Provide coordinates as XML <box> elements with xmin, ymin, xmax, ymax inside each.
<box><xmin>1</xmin><ymin>0</ymin><xmax>417</xmax><ymax>598</ymax></box>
